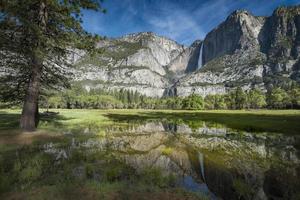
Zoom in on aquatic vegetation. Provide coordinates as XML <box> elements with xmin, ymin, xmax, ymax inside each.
<box><xmin>140</xmin><ymin>167</ymin><xmax>177</xmax><ymax>188</ymax></box>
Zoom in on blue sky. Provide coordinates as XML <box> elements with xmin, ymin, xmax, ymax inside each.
<box><xmin>82</xmin><ymin>0</ymin><xmax>300</xmax><ymax>45</ymax></box>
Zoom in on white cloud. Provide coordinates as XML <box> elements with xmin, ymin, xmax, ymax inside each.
<box><xmin>142</xmin><ymin>1</ymin><xmax>206</xmax><ymax>44</ymax></box>
<box><xmin>82</xmin><ymin>0</ymin><xmax>299</xmax><ymax>45</ymax></box>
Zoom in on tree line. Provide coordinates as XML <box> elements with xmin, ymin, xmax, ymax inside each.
<box><xmin>41</xmin><ymin>85</ymin><xmax>300</xmax><ymax>110</ymax></box>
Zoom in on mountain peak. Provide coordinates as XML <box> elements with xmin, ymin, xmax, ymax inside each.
<box><xmin>121</xmin><ymin>31</ymin><xmax>160</xmax><ymax>40</ymax></box>
<box><xmin>190</xmin><ymin>40</ymin><xmax>202</xmax><ymax>47</ymax></box>
<box><xmin>228</xmin><ymin>9</ymin><xmax>252</xmax><ymax>19</ymax></box>
<box><xmin>273</xmin><ymin>5</ymin><xmax>300</xmax><ymax>16</ymax></box>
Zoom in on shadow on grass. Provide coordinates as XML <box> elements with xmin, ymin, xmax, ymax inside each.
<box><xmin>105</xmin><ymin>111</ymin><xmax>300</xmax><ymax>135</ymax></box>
<box><xmin>0</xmin><ymin>111</ymin><xmax>75</xmax><ymax>131</ymax></box>
<box><xmin>38</xmin><ymin>112</ymin><xmax>76</xmax><ymax>129</ymax></box>
<box><xmin>0</xmin><ymin>112</ymin><xmax>20</xmax><ymax>130</ymax></box>
<box><xmin>0</xmin><ymin>111</ymin><xmax>75</xmax><ymax>147</ymax></box>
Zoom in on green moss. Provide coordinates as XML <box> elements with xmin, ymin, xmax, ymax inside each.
<box><xmin>233</xmin><ymin>178</ymin><xmax>255</xmax><ymax>199</ymax></box>
<box><xmin>161</xmin><ymin>147</ymin><xmax>174</xmax><ymax>155</ymax></box>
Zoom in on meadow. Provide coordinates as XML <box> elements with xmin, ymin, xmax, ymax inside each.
<box><xmin>1</xmin><ymin>109</ymin><xmax>300</xmax><ymax>135</ymax></box>
<box><xmin>1</xmin><ymin>109</ymin><xmax>300</xmax><ymax>199</ymax></box>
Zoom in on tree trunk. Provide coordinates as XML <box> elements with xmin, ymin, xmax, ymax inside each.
<box><xmin>20</xmin><ymin>1</ymin><xmax>47</xmax><ymax>131</ymax></box>
<box><xmin>20</xmin><ymin>61</ymin><xmax>42</xmax><ymax>131</ymax></box>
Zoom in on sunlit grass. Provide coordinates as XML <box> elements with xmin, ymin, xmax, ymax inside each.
<box><xmin>1</xmin><ymin>109</ymin><xmax>300</xmax><ymax>135</ymax></box>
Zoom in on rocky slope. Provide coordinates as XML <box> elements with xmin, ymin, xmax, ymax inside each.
<box><xmin>73</xmin><ymin>5</ymin><xmax>300</xmax><ymax>97</ymax></box>
<box><xmin>72</xmin><ymin>32</ymin><xmax>202</xmax><ymax>97</ymax></box>
<box><xmin>176</xmin><ymin>6</ymin><xmax>300</xmax><ymax>96</ymax></box>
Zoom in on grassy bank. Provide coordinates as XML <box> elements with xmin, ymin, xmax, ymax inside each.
<box><xmin>1</xmin><ymin>109</ymin><xmax>300</xmax><ymax>135</ymax></box>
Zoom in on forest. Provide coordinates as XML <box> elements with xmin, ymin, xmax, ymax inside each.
<box><xmin>28</xmin><ymin>84</ymin><xmax>300</xmax><ymax>110</ymax></box>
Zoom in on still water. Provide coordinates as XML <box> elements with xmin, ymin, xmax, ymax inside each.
<box><xmin>42</xmin><ymin>117</ymin><xmax>300</xmax><ymax>200</ymax></box>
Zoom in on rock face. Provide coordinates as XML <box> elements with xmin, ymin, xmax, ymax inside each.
<box><xmin>203</xmin><ymin>10</ymin><xmax>265</xmax><ymax>64</ymax></box>
<box><xmin>73</xmin><ymin>6</ymin><xmax>300</xmax><ymax>97</ymax></box>
<box><xmin>168</xmin><ymin>40</ymin><xmax>203</xmax><ymax>76</ymax></box>
<box><xmin>262</xmin><ymin>7</ymin><xmax>300</xmax><ymax>60</ymax></box>
<box><xmin>176</xmin><ymin>6</ymin><xmax>300</xmax><ymax>97</ymax></box>
<box><xmin>72</xmin><ymin>32</ymin><xmax>202</xmax><ymax>97</ymax></box>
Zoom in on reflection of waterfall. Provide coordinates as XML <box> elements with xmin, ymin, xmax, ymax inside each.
<box><xmin>197</xmin><ymin>43</ymin><xmax>204</xmax><ymax>69</ymax></box>
<box><xmin>198</xmin><ymin>152</ymin><xmax>206</xmax><ymax>182</ymax></box>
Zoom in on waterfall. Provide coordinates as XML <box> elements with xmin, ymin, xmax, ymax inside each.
<box><xmin>197</xmin><ymin>43</ymin><xmax>204</xmax><ymax>69</ymax></box>
<box><xmin>198</xmin><ymin>152</ymin><xmax>206</xmax><ymax>182</ymax></box>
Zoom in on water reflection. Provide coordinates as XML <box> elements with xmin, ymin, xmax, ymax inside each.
<box><xmin>44</xmin><ymin>119</ymin><xmax>300</xmax><ymax>200</ymax></box>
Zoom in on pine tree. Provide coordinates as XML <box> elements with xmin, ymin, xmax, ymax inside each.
<box><xmin>235</xmin><ymin>87</ymin><xmax>247</xmax><ymax>109</ymax></box>
<box><xmin>267</xmin><ymin>88</ymin><xmax>290</xmax><ymax>109</ymax></box>
<box><xmin>0</xmin><ymin>0</ymin><xmax>105</xmax><ymax>131</ymax></box>
<box><xmin>182</xmin><ymin>94</ymin><xmax>204</xmax><ymax>110</ymax></box>
<box><xmin>247</xmin><ymin>88</ymin><xmax>266</xmax><ymax>109</ymax></box>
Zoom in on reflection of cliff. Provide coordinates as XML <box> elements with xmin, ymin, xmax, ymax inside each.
<box><xmin>109</xmin><ymin>133</ymin><xmax>199</xmax><ymax>178</ymax></box>
<box><xmin>85</xmin><ymin>130</ymin><xmax>299</xmax><ymax>200</ymax></box>
<box><xmin>66</xmin><ymin>132</ymin><xmax>201</xmax><ymax>180</ymax></box>
<box><xmin>264</xmin><ymin>166</ymin><xmax>300</xmax><ymax>199</ymax></box>
<box><xmin>204</xmin><ymin>160</ymin><xmax>237</xmax><ymax>200</ymax></box>
<box><xmin>181</xmin><ymin>133</ymin><xmax>300</xmax><ymax>163</ymax></box>
<box><xmin>183</xmin><ymin>134</ymin><xmax>300</xmax><ymax>200</ymax></box>
<box><xmin>104</xmin><ymin>121</ymin><xmax>229</xmax><ymax>136</ymax></box>
<box><xmin>122</xmin><ymin>145</ymin><xmax>196</xmax><ymax>177</ymax></box>
<box><xmin>43</xmin><ymin>121</ymin><xmax>300</xmax><ymax>200</ymax></box>
<box><xmin>202</xmin><ymin>154</ymin><xmax>300</xmax><ymax>200</ymax></box>
<box><xmin>104</xmin><ymin>122</ymin><xmax>166</xmax><ymax>134</ymax></box>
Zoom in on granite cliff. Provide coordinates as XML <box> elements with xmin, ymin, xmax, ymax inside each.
<box><xmin>72</xmin><ymin>32</ymin><xmax>202</xmax><ymax>97</ymax></box>
<box><xmin>73</xmin><ymin>5</ymin><xmax>300</xmax><ymax>97</ymax></box>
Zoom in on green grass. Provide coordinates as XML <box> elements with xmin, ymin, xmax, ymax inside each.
<box><xmin>103</xmin><ymin>109</ymin><xmax>300</xmax><ymax>135</ymax></box>
<box><xmin>0</xmin><ymin>109</ymin><xmax>299</xmax><ymax>199</ymax></box>
<box><xmin>1</xmin><ymin>109</ymin><xmax>300</xmax><ymax>135</ymax></box>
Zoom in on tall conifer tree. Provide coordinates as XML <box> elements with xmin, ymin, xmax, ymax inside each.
<box><xmin>0</xmin><ymin>0</ymin><xmax>105</xmax><ymax>131</ymax></box>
